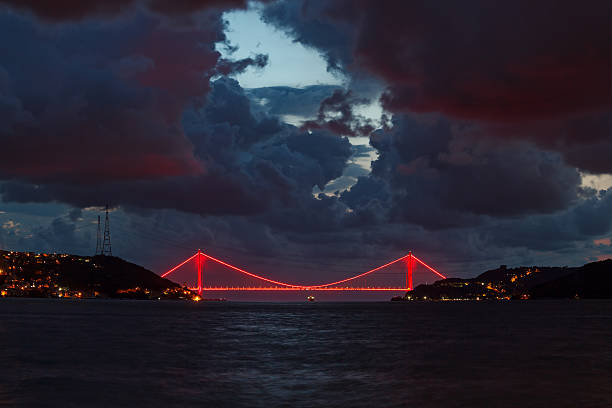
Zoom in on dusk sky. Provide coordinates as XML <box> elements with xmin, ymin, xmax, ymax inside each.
<box><xmin>0</xmin><ymin>0</ymin><xmax>610</xmax><ymax>285</ymax></box>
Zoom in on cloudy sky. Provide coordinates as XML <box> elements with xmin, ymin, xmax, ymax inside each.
<box><xmin>0</xmin><ymin>0</ymin><xmax>610</xmax><ymax>287</ymax></box>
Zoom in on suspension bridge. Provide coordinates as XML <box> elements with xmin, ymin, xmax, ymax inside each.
<box><xmin>160</xmin><ymin>250</ymin><xmax>446</xmax><ymax>295</ymax></box>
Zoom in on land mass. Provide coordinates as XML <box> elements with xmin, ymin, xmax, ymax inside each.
<box><xmin>0</xmin><ymin>250</ymin><xmax>195</xmax><ymax>300</ymax></box>
<box><xmin>2</xmin><ymin>249</ymin><xmax>611</xmax><ymax>301</ymax></box>
<box><xmin>393</xmin><ymin>259</ymin><xmax>612</xmax><ymax>301</ymax></box>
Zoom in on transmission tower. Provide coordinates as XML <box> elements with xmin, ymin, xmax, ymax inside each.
<box><xmin>95</xmin><ymin>215</ymin><xmax>101</xmax><ymax>255</ymax></box>
<box><xmin>102</xmin><ymin>205</ymin><xmax>112</xmax><ymax>256</ymax></box>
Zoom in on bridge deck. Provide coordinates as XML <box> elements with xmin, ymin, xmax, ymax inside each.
<box><xmin>188</xmin><ymin>287</ymin><xmax>410</xmax><ymax>291</ymax></box>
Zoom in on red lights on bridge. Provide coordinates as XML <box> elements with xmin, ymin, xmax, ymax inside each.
<box><xmin>160</xmin><ymin>250</ymin><xmax>446</xmax><ymax>292</ymax></box>
<box><xmin>161</xmin><ymin>253</ymin><xmax>197</xmax><ymax>278</ymax></box>
<box><xmin>196</xmin><ymin>249</ymin><xmax>203</xmax><ymax>296</ymax></box>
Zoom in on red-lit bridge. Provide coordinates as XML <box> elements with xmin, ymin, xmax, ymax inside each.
<box><xmin>160</xmin><ymin>250</ymin><xmax>446</xmax><ymax>295</ymax></box>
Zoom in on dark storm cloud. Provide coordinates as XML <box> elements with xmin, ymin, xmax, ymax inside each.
<box><xmin>301</xmin><ymin>89</ymin><xmax>374</xmax><ymax>137</ymax></box>
<box><xmin>255</xmin><ymin>0</ymin><xmax>612</xmax><ymax>270</ymax></box>
<box><xmin>262</xmin><ymin>0</ymin><xmax>612</xmax><ymax>173</ymax></box>
<box><xmin>216</xmin><ymin>54</ymin><xmax>269</xmax><ymax>76</ymax></box>
<box><xmin>559</xmin><ymin>113</ymin><xmax>612</xmax><ymax>174</ymax></box>
<box><xmin>367</xmin><ymin>1</ymin><xmax>610</xmax><ymax>121</ymax></box>
<box><xmin>0</xmin><ymin>0</ymin><xmax>255</xmax><ymax>21</ymax></box>
<box><xmin>0</xmin><ymin>0</ymin><xmax>135</xmax><ymax>20</ymax></box>
<box><xmin>2</xmin><ymin>76</ymin><xmax>353</xmax><ymax>217</ymax></box>
<box><xmin>0</xmin><ymin>5</ymin><xmax>352</xmax><ymax>218</ymax></box>
<box><xmin>0</xmin><ymin>206</ymin><xmax>94</xmax><ymax>254</ymax></box>
<box><xmin>0</xmin><ymin>11</ymin><xmax>225</xmax><ymax>184</ymax></box>
<box><xmin>479</xmin><ymin>111</ymin><xmax>612</xmax><ymax>175</ymax></box>
<box><xmin>147</xmin><ymin>0</ymin><xmax>256</xmax><ymax>15</ymax></box>
<box><xmin>341</xmin><ymin>186</ymin><xmax>612</xmax><ymax>275</ymax></box>
<box><xmin>185</xmin><ymin>78</ymin><xmax>350</xmax><ymax>208</ymax></box>
<box><xmin>474</xmin><ymin>188</ymin><xmax>612</xmax><ymax>253</ymax></box>
<box><xmin>0</xmin><ymin>175</ymin><xmax>266</xmax><ymax>216</ymax></box>
<box><xmin>341</xmin><ymin>114</ymin><xmax>582</xmax><ymax>229</ymax></box>
<box><xmin>266</xmin><ymin>0</ymin><xmax>610</xmax><ymax>120</ymax></box>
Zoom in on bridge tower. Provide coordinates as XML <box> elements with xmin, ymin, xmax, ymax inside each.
<box><xmin>196</xmin><ymin>249</ymin><xmax>203</xmax><ymax>296</ymax></box>
<box><xmin>405</xmin><ymin>251</ymin><xmax>413</xmax><ymax>290</ymax></box>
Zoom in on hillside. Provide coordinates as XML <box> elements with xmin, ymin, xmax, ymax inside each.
<box><xmin>59</xmin><ymin>255</ymin><xmax>179</xmax><ymax>294</ymax></box>
<box><xmin>530</xmin><ymin>259</ymin><xmax>612</xmax><ymax>299</ymax></box>
<box><xmin>0</xmin><ymin>250</ymin><xmax>187</xmax><ymax>299</ymax></box>
<box><xmin>395</xmin><ymin>259</ymin><xmax>612</xmax><ymax>301</ymax></box>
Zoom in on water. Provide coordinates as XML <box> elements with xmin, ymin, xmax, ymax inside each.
<box><xmin>1</xmin><ymin>299</ymin><xmax>611</xmax><ymax>408</ymax></box>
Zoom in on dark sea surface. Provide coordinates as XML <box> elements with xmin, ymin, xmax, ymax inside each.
<box><xmin>0</xmin><ymin>299</ymin><xmax>611</xmax><ymax>408</ymax></box>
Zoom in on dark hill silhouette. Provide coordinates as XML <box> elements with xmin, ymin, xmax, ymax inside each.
<box><xmin>530</xmin><ymin>259</ymin><xmax>612</xmax><ymax>299</ymax></box>
<box><xmin>57</xmin><ymin>255</ymin><xmax>179</xmax><ymax>295</ymax></box>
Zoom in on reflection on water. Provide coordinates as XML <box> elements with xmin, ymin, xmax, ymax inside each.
<box><xmin>0</xmin><ymin>299</ymin><xmax>611</xmax><ymax>407</ymax></box>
